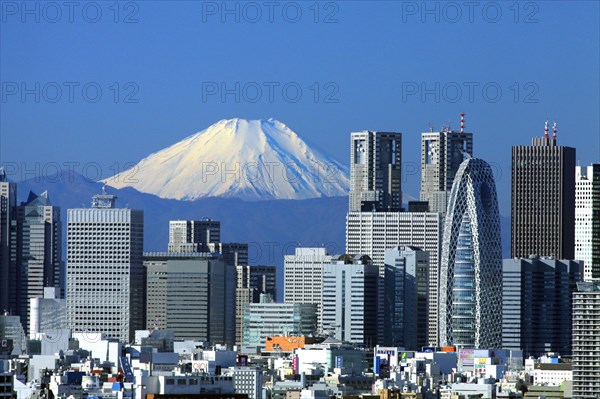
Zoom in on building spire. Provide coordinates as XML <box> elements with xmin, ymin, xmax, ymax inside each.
<box><xmin>460</xmin><ymin>113</ymin><xmax>465</xmax><ymax>133</ymax></box>
<box><xmin>544</xmin><ymin>120</ymin><xmax>549</xmax><ymax>139</ymax></box>
<box><xmin>552</xmin><ymin>121</ymin><xmax>557</xmax><ymax>141</ymax></box>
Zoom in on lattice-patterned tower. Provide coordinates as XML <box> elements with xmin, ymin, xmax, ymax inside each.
<box><xmin>439</xmin><ymin>157</ymin><xmax>502</xmax><ymax>348</ymax></box>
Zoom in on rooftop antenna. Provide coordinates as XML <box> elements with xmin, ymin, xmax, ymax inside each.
<box><xmin>552</xmin><ymin>121</ymin><xmax>557</xmax><ymax>141</ymax></box>
<box><xmin>544</xmin><ymin>120</ymin><xmax>549</xmax><ymax>139</ymax></box>
<box><xmin>429</xmin><ymin>123</ymin><xmax>434</xmax><ymax>132</ymax></box>
<box><xmin>460</xmin><ymin>113</ymin><xmax>465</xmax><ymax>133</ymax></box>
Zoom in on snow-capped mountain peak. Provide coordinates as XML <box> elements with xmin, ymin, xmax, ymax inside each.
<box><xmin>104</xmin><ymin>118</ymin><xmax>349</xmax><ymax>201</ymax></box>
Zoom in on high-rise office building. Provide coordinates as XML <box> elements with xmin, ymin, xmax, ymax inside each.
<box><xmin>572</xmin><ymin>281</ymin><xmax>600</xmax><ymax>398</ymax></box>
<box><xmin>420</xmin><ymin>120</ymin><xmax>473</xmax><ymax>214</ymax></box>
<box><xmin>144</xmin><ymin>252</ymin><xmax>236</xmax><ymax>346</ymax></box>
<box><xmin>321</xmin><ymin>254</ymin><xmax>378</xmax><ymax>346</ymax></box>
<box><xmin>575</xmin><ymin>164</ymin><xmax>600</xmax><ymax>281</ymax></box>
<box><xmin>168</xmin><ymin>219</ymin><xmax>220</xmax><ymax>252</ymax></box>
<box><xmin>66</xmin><ymin>189</ymin><xmax>144</xmax><ymax>342</ymax></box>
<box><xmin>284</xmin><ymin>248</ymin><xmax>332</xmax><ymax>332</ymax></box>
<box><xmin>383</xmin><ymin>246</ymin><xmax>429</xmax><ymax>350</ymax></box>
<box><xmin>346</xmin><ymin>211</ymin><xmax>442</xmax><ymax>345</ymax></box>
<box><xmin>15</xmin><ymin>191</ymin><xmax>62</xmax><ymax>332</ymax></box>
<box><xmin>511</xmin><ymin>123</ymin><xmax>576</xmax><ymax>259</ymax></box>
<box><xmin>439</xmin><ymin>157</ymin><xmax>502</xmax><ymax>349</ymax></box>
<box><xmin>349</xmin><ymin>131</ymin><xmax>402</xmax><ymax>212</ymax></box>
<box><xmin>503</xmin><ymin>257</ymin><xmax>583</xmax><ymax>357</ymax></box>
<box><xmin>0</xmin><ymin>168</ymin><xmax>17</xmax><ymax>316</ymax></box>
<box><xmin>236</xmin><ymin>265</ymin><xmax>276</xmax><ymax>345</ymax></box>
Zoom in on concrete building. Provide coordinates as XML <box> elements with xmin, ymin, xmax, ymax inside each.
<box><xmin>144</xmin><ymin>252</ymin><xmax>236</xmax><ymax>346</ymax></box>
<box><xmin>575</xmin><ymin>164</ymin><xmax>600</xmax><ymax>281</ymax></box>
<box><xmin>349</xmin><ymin>131</ymin><xmax>402</xmax><ymax>212</ymax></box>
<box><xmin>242</xmin><ymin>301</ymin><xmax>317</xmax><ymax>350</ymax></box>
<box><xmin>236</xmin><ymin>265</ymin><xmax>276</xmax><ymax>345</ymax></box>
<box><xmin>28</xmin><ymin>287</ymin><xmax>66</xmax><ymax>339</ymax></box>
<box><xmin>420</xmin><ymin>121</ymin><xmax>473</xmax><ymax>214</ymax></box>
<box><xmin>383</xmin><ymin>246</ymin><xmax>429</xmax><ymax>349</ymax></box>
<box><xmin>16</xmin><ymin>191</ymin><xmax>62</xmax><ymax>333</ymax></box>
<box><xmin>226</xmin><ymin>367</ymin><xmax>263</xmax><ymax>399</ymax></box>
<box><xmin>0</xmin><ymin>168</ymin><xmax>17</xmax><ymax>318</ymax></box>
<box><xmin>168</xmin><ymin>219</ymin><xmax>220</xmax><ymax>253</ymax></box>
<box><xmin>322</xmin><ymin>255</ymin><xmax>378</xmax><ymax>346</ymax></box>
<box><xmin>439</xmin><ymin>157</ymin><xmax>503</xmax><ymax>349</ymax></box>
<box><xmin>502</xmin><ymin>257</ymin><xmax>583</xmax><ymax>357</ymax></box>
<box><xmin>346</xmin><ymin>211</ymin><xmax>442</xmax><ymax>346</ymax></box>
<box><xmin>572</xmin><ymin>281</ymin><xmax>600</xmax><ymax>398</ymax></box>
<box><xmin>284</xmin><ymin>248</ymin><xmax>333</xmax><ymax>331</ymax></box>
<box><xmin>511</xmin><ymin>123</ymin><xmax>576</xmax><ymax>259</ymax></box>
<box><xmin>66</xmin><ymin>189</ymin><xmax>144</xmax><ymax>342</ymax></box>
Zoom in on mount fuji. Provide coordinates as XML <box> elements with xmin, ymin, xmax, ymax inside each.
<box><xmin>104</xmin><ymin>118</ymin><xmax>349</xmax><ymax>201</ymax></box>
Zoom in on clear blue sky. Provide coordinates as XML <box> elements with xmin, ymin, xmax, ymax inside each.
<box><xmin>1</xmin><ymin>1</ymin><xmax>599</xmax><ymax>215</ymax></box>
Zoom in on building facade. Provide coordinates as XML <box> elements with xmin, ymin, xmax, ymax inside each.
<box><xmin>349</xmin><ymin>131</ymin><xmax>402</xmax><ymax>212</ymax></box>
<box><xmin>284</xmin><ymin>248</ymin><xmax>332</xmax><ymax>331</ymax></box>
<box><xmin>0</xmin><ymin>168</ymin><xmax>17</xmax><ymax>317</ymax></box>
<box><xmin>383</xmin><ymin>246</ymin><xmax>429</xmax><ymax>349</ymax></box>
<box><xmin>346</xmin><ymin>211</ymin><xmax>442</xmax><ymax>346</ymax></box>
<box><xmin>66</xmin><ymin>190</ymin><xmax>144</xmax><ymax>342</ymax></box>
<box><xmin>420</xmin><ymin>125</ymin><xmax>473</xmax><ymax>214</ymax></box>
<box><xmin>236</xmin><ymin>265</ymin><xmax>276</xmax><ymax>345</ymax></box>
<box><xmin>439</xmin><ymin>157</ymin><xmax>503</xmax><ymax>349</ymax></box>
<box><xmin>575</xmin><ymin>164</ymin><xmax>600</xmax><ymax>281</ymax></box>
<box><xmin>144</xmin><ymin>252</ymin><xmax>236</xmax><ymax>346</ymax></box>
<box><xmin>572</xmin><ymin>281</ymin><xmax>600</xmax><ymax>398</ymax></box>
<box><xmin>321</xmin><ymin>255</ymin><xmax>378</xmax><ymax>346</ymax></box>
<box><xmin>502</xmin><ymin>257</ymin><xmax>583</xmax><ymax>357</ymax></box>
<box><xmin>511</xmin><ymin>126</ymin><xmax>576</xmax><ymax>259</ymax></box>
<box><xmin>168</xmin><ymin>219</ymin><xmax>220</xmax><ymax>253</ymax></box>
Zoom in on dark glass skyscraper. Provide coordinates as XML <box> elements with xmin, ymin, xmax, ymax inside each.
<box><xmin>511</xmin><ymin>124</ymin><xmax>576</xmax><ymax>259</ymax></box>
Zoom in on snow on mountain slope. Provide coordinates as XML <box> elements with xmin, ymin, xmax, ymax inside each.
<box><xmin>104</xmin><ymin>118</ymin><xmax>349</xmax><ymax>200</ymax></box>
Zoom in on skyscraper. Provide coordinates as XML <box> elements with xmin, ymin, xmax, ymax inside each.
<box><xmin>236</xmin><ymin>265</ymin><xmax>276</xmax><ymax>345</ymax></box>
<box><xmin>572</xmin><ymin>281</ymin><xmax>600</xmax><ymax>398</ymax></box>
<box><xmin>346</xmin><ymin>211</ymin><xmax>442</xmax><ymax>345</ymax></box>
<box><xmin>0</xmin><ymin>168</ymin><xmax>17</xmax><ymax>316</ymax></box>
<box><xmin>575</xmin><ymin>164</ymin><xmax>600</xmax><ymax>281</ymax></box>
<box><xmin>502</xmin><ymin>256</ymin><xmax>582</xmax><ymax>357</ymax></box>
<box><xmin>420</xmin><ymin>118</ymin><xmax>473</xmax><ymax>214</ymax></box>
<box><xmin>15</xmin><ymin>191</ymin><xmax>62</xmax><ymax>332</ymax></box>
<box><xmin>321</xmin><ymin>254</ymin><xmax>378</xmax><ymax>346</ymax></box>
<box><xmin>66</xmin><ymin>189</ymin><xmax>144</xmax><ymax>342</ymax></box>
<box><xmin>383</xmin><ymin>246</ymin><xmax>429</xmax><ymax>350</ymax></box>
<box><xmin>511</xmin><ymin>122</ymin><xmax>576</xmax><ymax>259</ymax></box>
<box><xmin>349</xmin><ymin>131</ymin><xmax>402</xmax><ymax>212</ymax></box>
<box><xmin>144</xmin><ymin>252</ymin><xmax>236</xmax><ymax>346</ymax></box>
<box><xmin>439</xmin><ymin>157</ymin><xmax>502</xmax><ymax>349</ymax></box>
<box><xmin>284</xmin><ymin>247</ymin><xmax>332</xmax><ymax>332</ymax></box>
<box><xmin>168</xmin><ymin>219</ymin><xmax>220</xmax><ymax>252</ymax></box>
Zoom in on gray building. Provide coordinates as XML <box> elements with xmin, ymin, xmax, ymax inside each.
<box><xmin>242</xmin><ymin>301</ymin><xmax>317</xmax><ymax>349</ymax></box>
<box><xmin>384</xmin><ymin>246</ymin><xmax>429</xmax><ymax>350</ymax></box>
<box><xmin>349</xmin><ymin>131</ymin><xmax>402</xmax><ymax>212</ymax></box>
<box><xmin>66</xmin><ymin>190</ymin><xmax>144</xmax><ymax>343</ymax></box>
<box><xmin>144</xmin><ymin>252</ymin><xmax>236</xmax><ymax>346</ymax></box>
<box><xmin>16</xmin><ymin>191</ymin><xmax>62</xmax><ymax>333</ymax></box>
<box><xmin>575</xmin><ymin>164</ymin><xmax>600</xmax><ymax>281</ymax></box>
<box><xmin>236</xmin><ymin>265</ymin><xmax>276</xmax><ymax>345</ymax></box>
<box><xmin>322</xmin><ymin>254</ymin><xmax>378</xmax><ymax>346</ymax></box>
<box><xmin>346</xmin><ymin>211</ymin><xmax>443</xmax><ymax>346</ymax></box>
<box><xmin>572</xmin><ymin>281</ymin><xmax>600</xmax><ymax>398</ymax></box>
<box><xmin>420</xmin><ymin>122</ymin><xmax>473</xmax><ymax>214</ymax></box>
<box><xmin>168</xmin><ymin>219</ymin><xmax>220</xmax><ymax>253</ymax></box>
<box><xmin>503</xmin><ymin>257</ymin><xmax>583</xmax><ymax>357</ymax></box>
<box><xmin>439</xmin><ymin>157</ymin><xmax>503</xmax><ymax>349</ymax></box>
<box><xmin>0</xmin><ymin>168</ymin><xmax>17</xmax><ymax>317</ymax></box>
<box><xmin>511</xmin><ymin>123</ymin><xmax>576</xmax><ymax>259</ymax></box>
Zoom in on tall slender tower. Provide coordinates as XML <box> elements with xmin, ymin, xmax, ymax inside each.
<box><xmin>0</xmin><ymin>168</ymin><xmax>17</xmax><ymax>315</ymax></box>
<box><xmin>66</xmin><ymin>188</ymin><xmax>144</xmax><ymax>342</ymax></box>
<box><xmin>16</xmin><ymin>191</ymin><xmax>62</xmax><ymax>332</ymax></box>
<box><xmin>439</xmin><ymin>157</ymin><xmax>503</xmax><ymax>349</ymax></box>
<box><xmin>420</xmin><ymin>115</ymin><xmax>473</xmax><ymax>215</ymax></box>
<box><xmin>572</xmin><ymin>281</ymin><xmax>600</xmax><ymax>398</ymax></box>
<box><xmin>511</xmin><ymin>122</ymin><xmax>576</xmax><ymax>259</ymax></box>
<box><xmin>575</xmin><ymin>164</ymin><xmax>600</xmax><ymax>281</ymax></box>
<box><xmin>349</xmin><ymin>131</ymin><xmax>402</xmax><ymax>212</ymax></box>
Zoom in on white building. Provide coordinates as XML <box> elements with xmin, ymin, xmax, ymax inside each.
<box><xmin>346</xmin><ymin>211</ymin><xmax>443</xmax><ymax>346</ymax></box>
<box><xmin>284</xmin><ymin>248</ymin><xmax>333</xmax><ymax>331</ymax></box>
<box><xmin>29</xmin><ymin>287</ymin><xmax>65</xmax><ymax>339</ymax></box>
<box><xmin>533</xmin><ymin>363</ymin><xmax>572</xmax><ymax>386</ymax></box>
<box><xmin>226</xmin><ymin>367</ymin><xmax>263</xmax><ymax>399</ymax></box>
<box><xmin>66</xmin><ymin>190</ymin><xmax>144</xmax><ymax>343</ymax></box>
<box><xmin>575</xmin><ymin>164</ymin><xmax>600</xmax><ymax>281</ymax></box>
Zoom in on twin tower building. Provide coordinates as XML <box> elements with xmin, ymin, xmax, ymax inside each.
<box><xmin>347</xmin><ymin>121</ymin><xmax>502</xmax><ymax>349</ymax></box>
